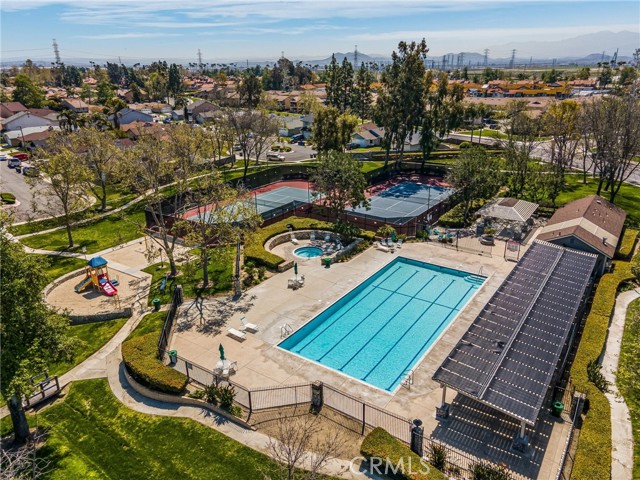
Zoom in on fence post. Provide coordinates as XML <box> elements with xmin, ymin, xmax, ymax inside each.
<box><xmin>362</xmin><ymin>403</ymin><xmax>366</xmax><ymax>435</ymax></box>
<box><xmin>410</xmin><ymin>419</ymin><xmax>424</xmax><ymax>456</ymax></box>
<box><xmin>310</xmin><ymin>381</ymin><xmax>323</xmax><ymax>414</ymax></box>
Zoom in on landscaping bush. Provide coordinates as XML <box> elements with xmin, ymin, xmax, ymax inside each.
<box><xmin>438</xmin><ymin>198</ymin><xmax>488</xmax><ymax>228</ymax></box>
<box><xmin>360</xmin><ymin>428</ymin><xmax>447</xmax><ymax>480</ymax></box>
<box><xmin>244</xmin><ymin>217</ymin><xmax>373</xmax><ymax>269</ymax></box>
<box><xmin>459</xmin><ymin>141</ymin><xmax>472</xmax><ymax>149</ymax></box>
<box><xmin>122</xmin><ymin>333</ymin><xmax>188</xmax><ymax>394</ymax></box>
<box><xmin>616</xmin><ymin>228</ymin><xmax>638</xmax><ymax>259</ymax></box>
<box><xmin>471</xmin><ymin>461</ymin><xmax>511</xmax><ymax>480</ymax></box>
<box><xmin>571</xmin><ymin>252</ymin><xmax>638</xmax><ymax>480</ymax></box>
<box><xmin>0</xmin><ymin>192</ymin><xmax>16</xmax><ymax>204</ymax></box>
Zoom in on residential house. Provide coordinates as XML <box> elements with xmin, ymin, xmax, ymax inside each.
<box><xmin>276</xmin><ymin>115</ymin><xmax>303</xmax><ymax>137</ymax></box>
<box><xmin>113</xmin><ymin>108</ymin><xmax>154</xmax><ymax>126</ymax></box>
<box><xmin>20</xmin><ymin>126</ymin><xmax>60</xmax><ymax>150</ymax></box>
<box><xmin>172</xmin><ymin>109</ymin><xmax>185</xmax><ymax>121</ymax></box>
<box><xmin>351</xmin><ymin>122</ymin><xmax>384</xmax><ymax>148</ymax></box>
<box><xmin>0</xmin><ymin>102</ymin><xmax>27</xmax><ymax>119</ymax></box>
<box><xmin>187</xmin><ymin>100</ymin><xmax>217</xmax><ymax>122</ymax></box>
<box><xmin>3</xmin><ymin>125</ymin><xmax>59</xmax><ymax>147</ymax></box>
<box><xmin>1</xmin><ymin>111</ymin><xmax>55</xmax><ymax>132</ymax></box>
<box><xmin>61</xmin><ymin>98</ymin><xmax>89</xmax><ymax>114</ymax></box>
<box><xmin>404</xmin><ymin>132</ymin><xmax>422</xmax><ymax>152</ymax></box>
<box><xmin>195</xmin><ymin>110</ymin><xmax>221</xmax><ymax>124</ymax></box>
<box><xmin>536</xmin><ymin>195</ymin><xmax>627</xmax><ymax>275</ymax></box>
<box><xmin>120</xmin><ymin>122</ymin><xmax>166</xmax><ymax>141</ymax></box>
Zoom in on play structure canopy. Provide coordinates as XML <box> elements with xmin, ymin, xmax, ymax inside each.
<box><xmin>87</xmin><ymin>256</ymin><xmax>108</xmax><ymax>267</ymax></box>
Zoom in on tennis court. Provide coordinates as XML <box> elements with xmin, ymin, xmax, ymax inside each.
<box><xmin>347</xmin><ymin>181</ymin><xmax>454</xmax><ymax>224</ymax></box>
<box><xmin>251</xmin><ymin>186</ymin><xmax>312</xmax><ymax>214</ymax></box>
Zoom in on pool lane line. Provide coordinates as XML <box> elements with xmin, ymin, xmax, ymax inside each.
<box><xmin>357</xmin><ymin>278</ymin><xmax>456</xmax><ymax>385</ymax></box>
<box><xmin>313</xmin><ymin>269</ymin><xmax>422</xmax><ymax>363</ymax></box>
<box><xmin>289</xmin><ymin>264</ymin><xmax>403</xmax><ymax>354</ymax></box>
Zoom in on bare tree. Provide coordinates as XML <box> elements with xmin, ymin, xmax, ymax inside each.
<box><xmin>251</xmin><ymin>111</ymin><xmax>279</xmax><ymax>166</ymax></box>
<box><xmin>580</xmin><ymin>96</ymin><xmax>640</xmax><ymax>202</ymax></box>
<box><xmin>166</xmin><ymin>123</ymin><xmax>211</xmax><ymax>182</ymax></box>
<box><xmin>225</xmin><ymin>109</ymin><xmax>260</xmax><ymax>180</ymax></box>
<box><xmin>1</xmin><ymin>429</ymin><xmax>51</xmax><ymax>479</ymax></box>
<box><xmin>264</xmin><ymin>413</ymin><xmax>347</xmax><ymax>480</ymax></box>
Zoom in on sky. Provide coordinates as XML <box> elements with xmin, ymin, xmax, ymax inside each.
<box><xmin>1</xmin><ymin>0</ymin><xmax>639</xmax><ymax>64</ymax></box>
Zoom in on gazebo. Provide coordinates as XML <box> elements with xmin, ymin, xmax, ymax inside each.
<box><xmin>476</xmin><ymin>197</ymin><xmax>539</xmax><ymax>240</ymax></box>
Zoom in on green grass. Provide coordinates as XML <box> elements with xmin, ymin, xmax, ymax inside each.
<box><xmin>48</xmin><ymin>318</ymin><xmax>128</xmax><ymax>376</ymax></box>
<box><xmin>23</xmin><ymin>379</ymin><xmax>287</xmax><ymax>479</ymax></box>
<box><xmin>35</xmin><ymin>255</ymin><xmax>87</xmax><ymax>283</ymax></box>
<box><xmin>556</xmin><ymin>176</ymin><xmax>640</xmax><ymax>225</ymax></box>
<box><xmin>20</xmin><ymin>204</ymin><xmax>146</xmax><ymax>254</ymax></box>
<box><xmin>127</xmin><ymin>311</ymin><xmax>166</xmax><ymax>340</ymax></box>
<box><xmin>360</xmin><ymin>161</ymin><xmax>385</xmax><ymax>173</ymax></box>
<box><xmin>142</xmin><ymin>249</ymin><xmax>233</xmax><ymax>305</ymax></box>
<box><xmin>618</xmin><ymin>297</ymin><xmax>640</xmax><ymax>479</ymax></box>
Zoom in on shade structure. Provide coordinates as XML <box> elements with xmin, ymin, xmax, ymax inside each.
<box><xmin>87</xmin><ymin>256</ymin><xmax>108</xmax><ymax>268</ymax></box>
<box><xmin>294</xmin><ymin>262</ymin><xmax>298</xmax><ymax>275</ymax></box>
<box><xmin>432</xmin><ymin>240</ymin><xmax>597</xmax><ymax>425</ymax></box>
<box><xmin>219</xmin><ymin>344</ymin><xmax>225</xmax><ymax>361</ymax></box>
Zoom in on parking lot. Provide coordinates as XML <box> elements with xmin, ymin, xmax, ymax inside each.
<box><xmin>269</xmin><ymin>141</ymin><xmax>317</xmax><ymax>163</ymax></box>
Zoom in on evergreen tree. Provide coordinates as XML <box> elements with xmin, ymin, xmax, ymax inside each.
<box><xmin>12</xmin><ymin>74</ymin><xmax>45</xmax><ymax>108</ymax></box>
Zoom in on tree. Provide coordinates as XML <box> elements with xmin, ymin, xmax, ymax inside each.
<box><xmin>57</xmin><ymin>109</ymin><xmax>79</xmax><ymax>133</ymax></box>
<box><xmin>447</xmin><ymin>147</ymin><xmax>502</xmax><ymax>223</ymax></box>
<box><xmin>176</xmin><ymin>174</ymin><xmax>261</xmax><ymax>289</ymax></box>
<box><xmin>237</xmin><ymin>69</ymin><xmax>262</xmax><ymax>108</ymax></box>
<box><xmin>12</xmin><ymin>74</ymin><xmax>45</xmax><ymax>108</ymax></box>
<box><xmin>167</xmin><ymin>63</ymin><xmax>184</xmax><ymax>98</ymax></box>
<box><xmin>1</xmin><ymin>236</ymin><xmax>75</xmax><ymax>444</ymax></box>
<box><xmin>166</xmin><ymin>123</ymin><xmax>210</xmax><ymax>184</ymax></box>
<box><xmin>580</xmin><ymin>96</ymin><xmax>640</xmax><ymax>202</ymax></box>
<box><xmin>251</xmin><ymin>111</ymin><xmax>279</xmax><ymax>165</ymax></box>
<box><xmin>541</xmin><ymin>100</ymin><xmax>581</xmax><ymax>205</ymax></box>
<box><xmin>310</xmin><ymin>150</ymin><xmax>368</xmax><ymax>222</ymax></box>
<box><xmin>577</xmin><ymin>67</ymin><xmax>591</xmax><ymax>80</ymax></box>
<box><xmin>103</xmin><ymin>97</ymin><xmax>127</xmax><ymax>129</ymax></box>
<box><xmin>351</xmin><ymin>63</ymin><xmax>373</xmax><ymax>121</ymax></box>
<box><xmin>225</xmin><ymin>109</ymin><xmax>259</xmax><ymax>180</ymax></box>
<box><xmin>265</xmin><ymin>413</ymin><xmax>346</xmax><ymax>480</ymax></box>
<box><xmin>32</xmin><ymin>133</ymin><xmax>91</xmax><ymax>247</ymax></box>
<box><xmin>74</xmin><ymin>127</ymin><xmax>122</xmax><ymax>211</ymax></box>
<box><xmin>598</xmin><ymin>65</ymin><xmax>613</xmax><ymax>88</ymax></box>
<box><xmin>376</xmin><ymin>39</ymin><xmax>428</xmax><ymax>168</ymax></box>
<box><xmin>312</xmin><ymin>106</ymin><xmax>358</xmax><ymax>153</ymax></box>
<box><xmin>96</xmin><ymin>79</ymin><xmax>115</xmax><ymax>105</ymax></box>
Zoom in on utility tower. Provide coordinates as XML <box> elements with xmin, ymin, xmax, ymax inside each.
<box><xmin>442</xmin><ymin>54</ymin><xmax>447</xmax><ymax>70</ymax></box>
<box><xmin>197</xmin><ymin>49</ymin><xmax>203</xmax><ymax>72</ymax></box>
<box><xmin>459</xmin><ymin>52</ymin><xmax>465</xmax><ymax>67</ymax></box>
<box><xmin>509</xmin><ymin>49</ymin><xmax>516</xmax><ymax>69</ymax></box>
<box><xmin>354</xmin><ymin>45</ymin><xmax>359</xmax><ymax>66</ymax></box>
<box><xmin>52</xmin><ymin>38</ymin><xmax>61</xmax><ymax>64</ymax></box>
<box><xmin>483</xmin><ymin>48</ymin><xmax>489</xmax><ymax>67</ymax></box>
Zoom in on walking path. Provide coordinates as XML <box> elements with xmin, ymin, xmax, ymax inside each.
<box><xmin>601</xmin><ymin>288</ymin><xmax>640</xmax><ymax>480</ymax></box>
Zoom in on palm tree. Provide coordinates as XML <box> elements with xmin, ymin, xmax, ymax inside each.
<box><xmin>57</xmin><ymin>109</ymin><xmax>78</xmax><ymax>133</ymax></box>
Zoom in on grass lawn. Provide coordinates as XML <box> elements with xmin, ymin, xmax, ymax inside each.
<box><xmin>20</xmin><ymin>204</ymin><xmax>146</xmax><ymax>254</ymax></box>
<box><xmin>48</xmin><ymin>318</ymin><xmax>128</xmax><ymax>376</ymax></box>
<box><xmin>21</xmin><ymin>379</ymin><xmax>287</xmax><ymax>479</ymax></box>
<box><xmin>360</xmin><ymin>161</ymin><xmax>384</xmax><ymax>173</ymax></box>
<box><xmin>37</xmin><ymin>255</ymin><xmax>87</xmax><ymax>283</ymax></box>
<box><xmin>142</xmin><ymin>249</ymin><xmax>233</xmax><ymax>305</ymax></box>
<box><xmin>127</xmin><ymin>311</ymin><xmax>166</xmax><ymax>340</ymax></box>
<box><xmin>618</xmin><ymin>297</ymin><xmax>640</xmax><ymax>479</ymax></box>
<box><xmin>556</xmin><ymin>176</ymin><xmax>640</xmax><ymax>225</ymax></box>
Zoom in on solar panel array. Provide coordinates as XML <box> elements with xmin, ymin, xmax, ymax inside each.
<box><xmin>432</xmin><ymin>240</ymin><xmax>597</xmax><ymax>424</ymax></box>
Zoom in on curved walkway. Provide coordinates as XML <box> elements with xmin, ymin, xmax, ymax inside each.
<box><xmin>602</xmin><ymin>288</ymin><xmax>640</xmax><ymax>480</ymax></box>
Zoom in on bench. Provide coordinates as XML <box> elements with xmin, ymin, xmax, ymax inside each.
<box><xmin>227</xmin><ymin>327</ymin><xmax>246</xmax><ymax>341</ymax></box>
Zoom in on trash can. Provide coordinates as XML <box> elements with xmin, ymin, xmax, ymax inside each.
<box><xmin>323</xmin><ymin>257</ymin><xmax>331</xmax><ymax>268</ymax></box>
<box><xmin>551</xmin><ymin>401</ymin><xmax>564</xmax><ymax>417</ymax></box>
<box><xmin>168</xmin><ymin>350</ymin><xmax>177</xmax><ymax>364</ymax></box>
<box><xmin>152</xmin><ymin>298</ymin><xmax>161</xmax><ymax>311</ymax></box>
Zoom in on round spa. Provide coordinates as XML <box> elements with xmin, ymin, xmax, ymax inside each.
<box><xmin>293</xmin><ymin>246</ymin><xmax>323</xmax><ymax>258</ymax></box>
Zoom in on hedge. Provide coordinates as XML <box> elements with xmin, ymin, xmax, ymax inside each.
<box><xmin>438</xmin><ymin>199</ymin><xmax>488</xmax><ymax>228</ymax></box>
<box><xmin>615</xmin><ymin>228</ymin><xmax>638</xmax><ymax>260</ymax></box>
<box><xmin>122</xmin><ymin>332</ymin><xmax>188</xmax><ymax>394</ymax></box>
<box><xmin>360</xmin><ymin>428</ymin><xmax>448</xmax><ymax>480</ymax></box>
<box><xmin>244</xmin><ymin>216</ymin><xmax>374</xmax><ymax>269</ymax></box>
<box><xmin>571</xmin><ymin>254</ymin><xmax>637</xmax><ymax>480</ymax></box>
<box><xmin>0</xmin><ymin>192</ymin><xmax>16</xmax><ymax>204</ymax></box>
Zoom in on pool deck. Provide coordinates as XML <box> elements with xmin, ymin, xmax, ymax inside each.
<box><xmin>171</xmin><ymin>240</ymin><xmax>570</xmax><ymax>479</ymax></box>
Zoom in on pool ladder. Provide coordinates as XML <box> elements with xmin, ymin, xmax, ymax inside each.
<box><xmin>401</xmin><ymin>369</ymin><xmax>414</xmax><ymax>390</ymax></box>
<box><xmin>280</xmin><ymin>323</ymin><xmax>293</xmax><ymax>339</ymax></box>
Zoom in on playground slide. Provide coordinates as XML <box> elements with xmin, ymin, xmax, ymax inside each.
<box><xmin>74</xmin><ymin>276</ymin><xmax>92</xmax><ymax>293</ymax></box>
<box><xmin>100</xmin><ymin>280</ymin><xmax>118</xmax><ymax>296</ymax></box>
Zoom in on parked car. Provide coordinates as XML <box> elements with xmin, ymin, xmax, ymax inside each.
<box><xmin>0</xmin><ymin>153</ymin><xmax>9</xmax><ymax>161</ymax></box>
<box><xmin>266</xmin><ymin>152</ymin><xmax>285</xmax><ymax>161</ymax></box>
<box><xmin>289</xmin><ymin>134</ymin><xmax>303</xmax><ymax>143</ymax></box>
<box><xmin>8</xmin><ymin>158</ymin><xmax>21</xmax><ymax>168</ymax></box>
<box><xmin>345</xmin><ymin>142</ymin><xmax>359</xmax><ymax>150</ymax></box>
<box><xmin>21</xmin><ymin>162</ymin><xmax>39</xmax><ymax>177</ymax></box>
<box><xmin>297</xmin><ymin>140</ymin><xmax>306</xmax><ymax>146</ymax></box>
<box><xmin>13</xmin><ymin>153</ymin><xmax>29</xmax><ymax>161</ymax></box>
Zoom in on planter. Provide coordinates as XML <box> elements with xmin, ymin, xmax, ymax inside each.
<box><xmin>480</xmin><ymin>234</ymin><xmax>495</xmax><ymax>246</ymax></box>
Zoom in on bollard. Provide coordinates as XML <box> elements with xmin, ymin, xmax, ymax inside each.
<box><xmin>410</xmin><ymin>419</ymin><xmax>424</xmax><ymax>456</ymax></box>
<box><xmin>310</xmin><ymin>381</ymin><xmax>323</xmax><ymax>414</ymax></box>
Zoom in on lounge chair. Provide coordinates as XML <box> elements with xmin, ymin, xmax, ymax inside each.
<box><xmin>310</xmin><ymin>231</ymin><xmax>316</xmax><ymax>241</ymax></box>
<box><xmin>223</xmin><ymin>361</ymin><xmax>238</xmax><ymax>376</ymax></box>
<box><xmin>240</xmin><ymin>316</ymin><xmax>259</xmax><ymax>333</ymax></box>
<box><xmin>324</xmin><ymin>234</ymin><xmax>331</xmax><ymax>242</ymax></box>
<box><xmin>377</xmin><ymin>242</ymin><xmax>389</xmax><ymax>252</ymax></box>
<box><xmin>397</xmin><ymin>239</ymin><xmax>403</xmax><ymax>248</ymax></box>
<box><xmin>227</xmin><ymin>327</ymin><xmax>246</xmax><ymax>341</ymax></box>
<box><xmin>290</xmin><ymin>233</ymin><xmax>299</xmax><ymax>245</ymax></box>
<box><xmin>288</xmin><ymin>278</ymin><xmax>299</xmax><ymax>289</ymax></box>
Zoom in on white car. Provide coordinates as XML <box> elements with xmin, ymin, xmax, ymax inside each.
<box><xmin>0</xmin><ymin>153</ymin><xmax>9</xmax><ymax>161</ymax></box>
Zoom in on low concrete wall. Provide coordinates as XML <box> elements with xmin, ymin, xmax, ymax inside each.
<box><xmin>124</xmin><ymin>367</ymin><xmax>255</xmax><ymax>430</ymax></box>
<box><xmin>267</xmin><ymin>229</ymin><xmax>334</xmax><ymax>250</ymax></box>
<box><xmin>43</xmin><ymin>267</ymin><xmax>86</xmax><ymax>300</ymax></box>
<box><xmin>333</xmin><ymin>238</ymin><xmax>365</xmax><ymax>262</ymax></box>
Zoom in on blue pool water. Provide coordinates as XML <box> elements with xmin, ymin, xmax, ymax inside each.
<box><xmin>279</xmin><ymin>257</ymin><xmax>485</xmax><ymax>391</ymax></box>
<box><xmin>294</xmin><ymin>246</ymin><xmax>324</xmax><ymax>258</ymax></box>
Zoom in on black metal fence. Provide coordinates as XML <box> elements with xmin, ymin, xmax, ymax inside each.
<box><xmin>157</xmin><ymin>285</ymin><xmax>183</xmax><ymax>359</ymax></box>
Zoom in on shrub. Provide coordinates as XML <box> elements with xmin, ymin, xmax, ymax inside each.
<box><xmin>616</xmin><ymin>229</ymin><xmax>638</xmax><ymax>259</ymax></box>
<box><xmin>587</xmin><ymin>359</ymin><xmax>610</xmax><ymax>393</ymax></box>
<box><xmin>438</xmin><ymin>199</ymin><xmax>488</xmax><ymax>228</ymax></box>
<box><xmin>360</xmin><ymin>428</ymin><xmax>448</xmax><ymax>480</ymax></box>
<box><xmin>217</xmin><ymin>385</ymin><xmax>236</xmax><ymax>409</ymax></box>
<box><xmin>471</xmin><ymin>461</ymin><xmax>511</xmax><ymax>480</ymax></box>
<box><xmin>122</xmin><ymin>333</ymin><xmax>188</xmax><ymax>394</ymax></box>
<box><xmin>427</xmin><ymin>443</ymin><xmax>448</xmax><ymax>472</ymax></box>
<box><xmin>571</xmin><ymin>253</ymin><xmax>638</xmax><ymax>480</ymax></box>
<box><xmin>0</xmin><ymin>192</ymin><xmax>16</xmax><ymax>204</ymax></box>
<box><xmin>459</xmin><ymin>141</ymin><xmax>472</xmax><ymax>149</ymax></box>
<box><xmin>204</xmin><ymin>384</ymin><xmax>219</xmax><ymax>405</ymax></box>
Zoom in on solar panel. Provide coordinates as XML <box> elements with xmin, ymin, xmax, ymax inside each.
<box><xmin>432</xmin><ymin>240</ymin><xmax>597</xmax><ymax>424</ymax></box>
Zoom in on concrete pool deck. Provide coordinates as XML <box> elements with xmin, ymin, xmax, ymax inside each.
<box><xmin>170</xmin><ymin>240</ymin><xmax>572</xmax><ymax>478</ymax></box>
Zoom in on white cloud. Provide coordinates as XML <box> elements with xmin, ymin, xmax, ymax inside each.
<box><xmin>76</xmin><ymin>32</ymin><xmax>184</xmax><ymax>40</ymax></box>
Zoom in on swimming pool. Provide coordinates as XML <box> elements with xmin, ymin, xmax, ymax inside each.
<box><xmin>279</xmin><ymin>257</ymin><xmax>485</xmax><ymax>392</ymax></box>
<box><xmin>294</xmin><ymin>246</ymin><xmax>323</xmax><ymax>258</ymax></box>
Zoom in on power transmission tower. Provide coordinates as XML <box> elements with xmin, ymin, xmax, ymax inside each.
<box><xmin>354</xmin><ymin>45</ymin><xmax>359</xmax><ymax>66</ymax></box>
<box><xmin>459</xmin><ymin>52</ymin><xmax>465</xmax><ymax>67</ymax></box>
<box><xmin>52</xmin><ymin>38</ymin><xmax>61</xmax><ymax>64</ymax></box>
<box><xmin>442</xmin><ymin>54</ymin><xmax>447</xmax><ymax>70</ymax></box>
<box><xmin>509</xmin><ymin>49</ymin><xmax>516</xmax><ymax>69</ymax></box>
<box><xmin>197</xmin><ymin>49</ymin><xmax>203</xmax><ymax>72</ymax></box>
<box><xmin>483</xmin><ymin>49</ymin><xmax>489</xmax><ymax>67</ymax></box>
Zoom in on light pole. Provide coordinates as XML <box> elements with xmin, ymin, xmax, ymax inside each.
<box><xmin>19</xmin><ymin>126</ymin><xmax>25</xmax><ymax>149</ymax></box>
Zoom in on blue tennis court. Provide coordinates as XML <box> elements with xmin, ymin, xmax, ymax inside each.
<box><xmin>252</xmin><ymin>186</ymin><xmax>312</xmax><ymax>214</ymax></box>
<box><xmin>348</xmin><ymin>182</ymin><xmax>454</xmax><ymax>224</ymax></box>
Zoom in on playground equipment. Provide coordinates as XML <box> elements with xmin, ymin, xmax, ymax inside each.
<box><xmin>74</xmin><ymin>256</ymin><xmax>119</xmax><ymax>296</ymax></box>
